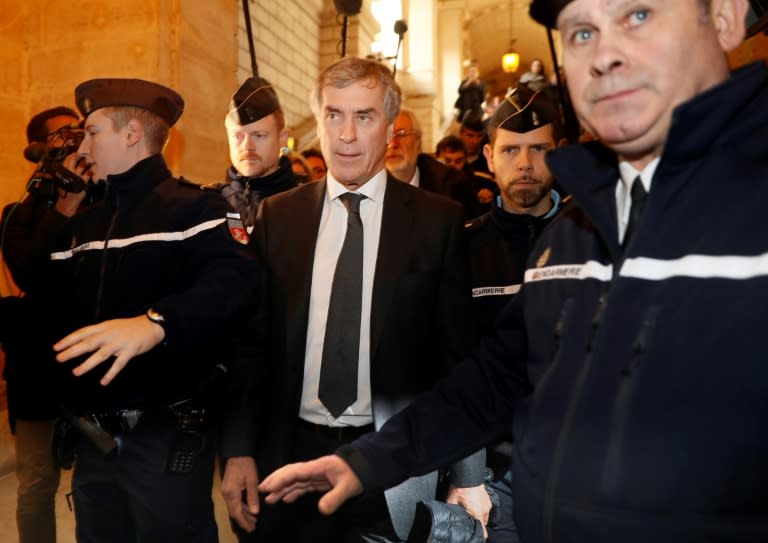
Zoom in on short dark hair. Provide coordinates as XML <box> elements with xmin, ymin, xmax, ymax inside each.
<box><xmin>301</xmin><ymin>148</ymin><xmax>325</xmax><ymax>162</ymax></box>
<box><xmin>26</xmin><ymin>106</ymin><xmax>79</xmax><ymax>144</ymax></box>
<box><xmin>435</xmin><ymin>135</ymin><xmax>467</xmax><ymax>157</ymax></box>
<box><xmin>460</xmin><ymin>114</ymin><xmax>485</xmax><ymax>134</ymax></box>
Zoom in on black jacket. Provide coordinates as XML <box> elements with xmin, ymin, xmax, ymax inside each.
<box><xmin>340</xmin><ymin>62</ymin><xmax>768</xmax><ymax>542</ymax></box>
<box><xmin>402</xmin><ymin>154</ymin><xmax>481</xmax><ymax>219</ymax></box>
<box><xmin>1</xmin><ymin>182</ymin><xmax>105</xmax><ymax>426</ymax></box>
<box><xmin>220</xmin><ymin>155</ymin><xmax>299</xmax><ymax>227</ymax></box>
<box><xmin>466</xmin><ymin>192</ymin><xmax>562</xmax><ymax>335</ymax></box>
<box><xmin>31</xmin><ymin>154</ymin><xmax>259</xmax><ymax>413</ymax></box>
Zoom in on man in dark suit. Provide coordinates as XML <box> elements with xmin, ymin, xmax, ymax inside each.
<box><xmin>220</xmin><ymin>56</ymin><xmax>490</xmax><ymax>542</ymax></box>
<box><xmin>385</xmin><ymin>108</ymin><xmax>483</xmax><ymax>219</ymax></box>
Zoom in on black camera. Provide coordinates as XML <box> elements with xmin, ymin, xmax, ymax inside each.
<box><xmin>25</xmin><ymin>126</ymin><xmax>87</xmax><ymax>201</ymax></box>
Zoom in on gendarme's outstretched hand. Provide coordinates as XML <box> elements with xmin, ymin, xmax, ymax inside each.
<box><xmin>258</xmin><ymin>454</ymin><xmax>363</xmax><ymax>515</ymax></box>
<box><xmin>54</xmin><ymin>315</ymin><xmax>165</xmax><ymax>385</ymax></box>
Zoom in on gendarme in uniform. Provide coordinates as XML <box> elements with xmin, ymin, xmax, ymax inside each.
<box><xmin>34</xmin><ymin>78</ymin><xmax>259</xmax><ymax>542</ymax></box>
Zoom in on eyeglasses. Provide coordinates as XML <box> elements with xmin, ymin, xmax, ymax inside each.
<box><xmin>392</xmin><ymin>129</ymin><xmax>419</xmax><ymax>142</ymax></box>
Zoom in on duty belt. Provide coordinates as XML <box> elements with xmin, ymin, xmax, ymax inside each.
<box><xmin>87</xmin><ymin>404</ymin><xmax>183</xmax><ymax>435</ymax></box>
<box><xmin>87</xmin><ymin>409</ymin><xmax>146</xmax><ymax>434</ymax></box>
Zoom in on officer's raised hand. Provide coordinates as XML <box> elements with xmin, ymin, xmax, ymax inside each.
<box><xmin>54</xmin><ymin>314</ymin><xmax>165</xmax><ymax>385</ymax></box>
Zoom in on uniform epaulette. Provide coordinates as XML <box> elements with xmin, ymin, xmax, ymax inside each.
<box><xmin>473</xmin><ymin>171</ymin><xmax>495</xmax><ymax>180</ymax></box>
<box><xmin>464</xmin><ymin>216</ymin><xmax>484</xmax><ymax>230</ymax></box>
<box><xmin>176</xmin><ymin>176</ymin><xmax>203</xmax><ymax>190</ymax></box>
<box><xmin>198</xmin><ymin>181</ymin><xmax>227</xmax><ymax>192</ymax></box>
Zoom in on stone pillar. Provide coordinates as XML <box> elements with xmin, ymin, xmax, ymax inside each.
<box><xmin>398</xmin><ymin>0</ymin><xmax>440</xmax><ymax>153</ymax></box>
<box><xmin>240</xmin><ymin>0</ymin><xmax>324</xmax><ymax>149</ymax></box>
<box><xmin>437</xmin><ymin>0</ymin><xmax>465</xmax><ymax>135</ymax></box>
<box><xmin>0</xmin><ymin>0</ymin><xmax>238</xmax><ymax>291</ymax></box>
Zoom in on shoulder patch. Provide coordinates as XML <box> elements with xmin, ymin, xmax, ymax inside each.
<box><xmin>177</xmin><ymin>176</ymin><xmax>203</xmax><ymax>189</ymax></box>
<box><xmin>227</xmin><ymin>212</ymin><xmax>250</xmax><ymax>245</ymax></box>
<box><xmin>464</xmin><ymin>217</ymin><xmax>482</xmax><ymax>229</ymax></box>
<box><xmin>200</xmin><ymin>182</ymin><xmax>227</xmax><ymax>192</ymax></box>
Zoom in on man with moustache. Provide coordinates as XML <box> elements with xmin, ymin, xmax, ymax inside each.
<box><xmin>213</xmin><ymin>76</ymin><xmax>299</xmax><ymax>227</ymax></box>
<box><xmin>259</xmin><ymin>1</ymin><xmax>768</xmax><ymax>541</ymax></box>
<box><xmin>466</xmin><ymin>86</ymin><xmax>565</xmax><ymax>335</ymax></box>
<box><xmin>385</xmin><ymin>108</ymin><xmax>481</xmax><ymax>218</ymax></box>
<box><xmin>220</xmin><ymin>56</ymin><xmax>489</xmax><ymax>542</ymax></box>
<box><xmin>1</xmin><ymin>105</ymin><xmax>95</xmax><ymax>543</ymax></box>
<box><xmin>466</xmin><ymin>86</ymin><xmax>565</xmax><ymax>543</ymax></box>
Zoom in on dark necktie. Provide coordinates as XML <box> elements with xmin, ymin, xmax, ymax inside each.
<box><xmin>319</xmin><ymin>192</ymin><xmax>365</xmax><ymax>418</ymax></box>
<box><xmin>623</xmin><ymin>176</ymin><xmax>647</xmax><ymax>249</ymax></box>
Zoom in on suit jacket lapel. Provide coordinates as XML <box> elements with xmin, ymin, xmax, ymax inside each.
<box><xmin>370</xmin><ymin>176</ymin><xmax>414</xmax><ymax>360</ymax></box>
<box><xmin>282</xmin><ymin>181</ymin><xmax>326</xmax><ymax>365</ymax></box>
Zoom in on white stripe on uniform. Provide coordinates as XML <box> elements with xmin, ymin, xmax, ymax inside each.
<box><xmin>621</xmin><ymin>253</ymin><xmax>768</xmax><ymax>280</ymax></box>
<box><xmin>50</xmin><ymin>218</ymin><xmax>226</xmax><ymax>261</ymax></box>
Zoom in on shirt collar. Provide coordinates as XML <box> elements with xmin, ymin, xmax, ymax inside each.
<box><xmin>618</xmin><ymin>156</ymin><xmax>660</xmax><ymax>194</ymax></box>
<box><xmin>326</xmin><ymin>167</ymin><xmax>387</xmax><ymax>203</ymax></box>
<box><xmin>408</xmin><ymin>167</ymin><xmax>420</xmax><ymax>188</ymax></box>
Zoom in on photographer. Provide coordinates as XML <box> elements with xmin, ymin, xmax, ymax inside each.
<box><xmin>1</xmin><ymin>106</ymin><xmax>94</xmax><ymax>543</ymax></box>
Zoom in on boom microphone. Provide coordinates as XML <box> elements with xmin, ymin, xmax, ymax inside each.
<box><xmin>394</xmin><ymin>19</ymin><xmax>408</xmax><ymax>37</ymax></box>
<box><xmin>333</xmin><ymin>0</ymin><xmax>362</xmax><ymax>16</ymax></box>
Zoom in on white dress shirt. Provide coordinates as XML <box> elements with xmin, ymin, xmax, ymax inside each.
<box><xmin>299</xmin><ymin>169</ymin><xmax>387</xmax><ymax>427</ymax></box>
<box><xmin>407</xmin><ymin>167</ymin><xmax>421</xmax><ymax>188</ymax></box>
<box><xmin>616</xmin><ymin>157</ymin><xmax>659</xmax><ymax>244</ymax></box>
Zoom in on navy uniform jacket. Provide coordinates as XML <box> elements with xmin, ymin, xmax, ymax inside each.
<box><xmin>216</xmin><ymin>155</ymin><xmax>299</xmax><ymax>228</ymax></box>
<box><xmin>340</xmin><ymin>62</ymin><xmax>768</xmax><ymax>542</ymax></box>
<box><xmin>466</xmin><ymin>192</ymin><xmax>562</xmax><ymax>336</ymax></box>
<box><xmin>30</xmin><ymin>154</ymin><xmax>259</xmax><ymax>414</ymax></box>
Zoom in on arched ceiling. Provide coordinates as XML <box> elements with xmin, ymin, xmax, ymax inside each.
<box><xmin>455</xmin><ymin>0</ymin><xmax>561</xmax><ymax>97</ymax></box>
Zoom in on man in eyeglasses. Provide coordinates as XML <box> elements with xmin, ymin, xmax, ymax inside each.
<box><xmin>385</xmin><ymin>108</ymin><xmax>485</xmax><ymax>218</ymax></box>
<box><xmin>1</xmin><ymin>106</ymin><xmax>95</xmax><ymax>543</ymax></box>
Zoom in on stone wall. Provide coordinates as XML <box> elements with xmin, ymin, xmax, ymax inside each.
<box><xmin>0</xmin><ymin>0</ymin><xmax>241</xmax><ymax>298</ymax></box>
<box><xmin>237</xmin><ymin>0</ymin><xmax>378</xmax><ymax>150</ymax></box>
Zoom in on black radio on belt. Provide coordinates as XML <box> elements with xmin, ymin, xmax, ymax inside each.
<box><xmin>165</xmin><ymin>400</ymin><xmax>206</xmax><ymax>475</ymax></box>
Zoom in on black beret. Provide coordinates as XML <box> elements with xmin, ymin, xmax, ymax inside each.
<box><xmin>75</xmin><ymin>78</ymin><xmax>184</xmax><ymax>127</ymax></box>
<box><xmin>491</xmin><ymin>85</ymin><xmax>559</xmax><ymax>134</ymax></box>
<box><xmin>529</xmin><ymin>0</ymin><xmax>574</xmax><ymax>29</ymax></box>
<box><xmin>228</xmin><ymin>76</ymin><xmax>281</xmax><ymax>125</ymax></box>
